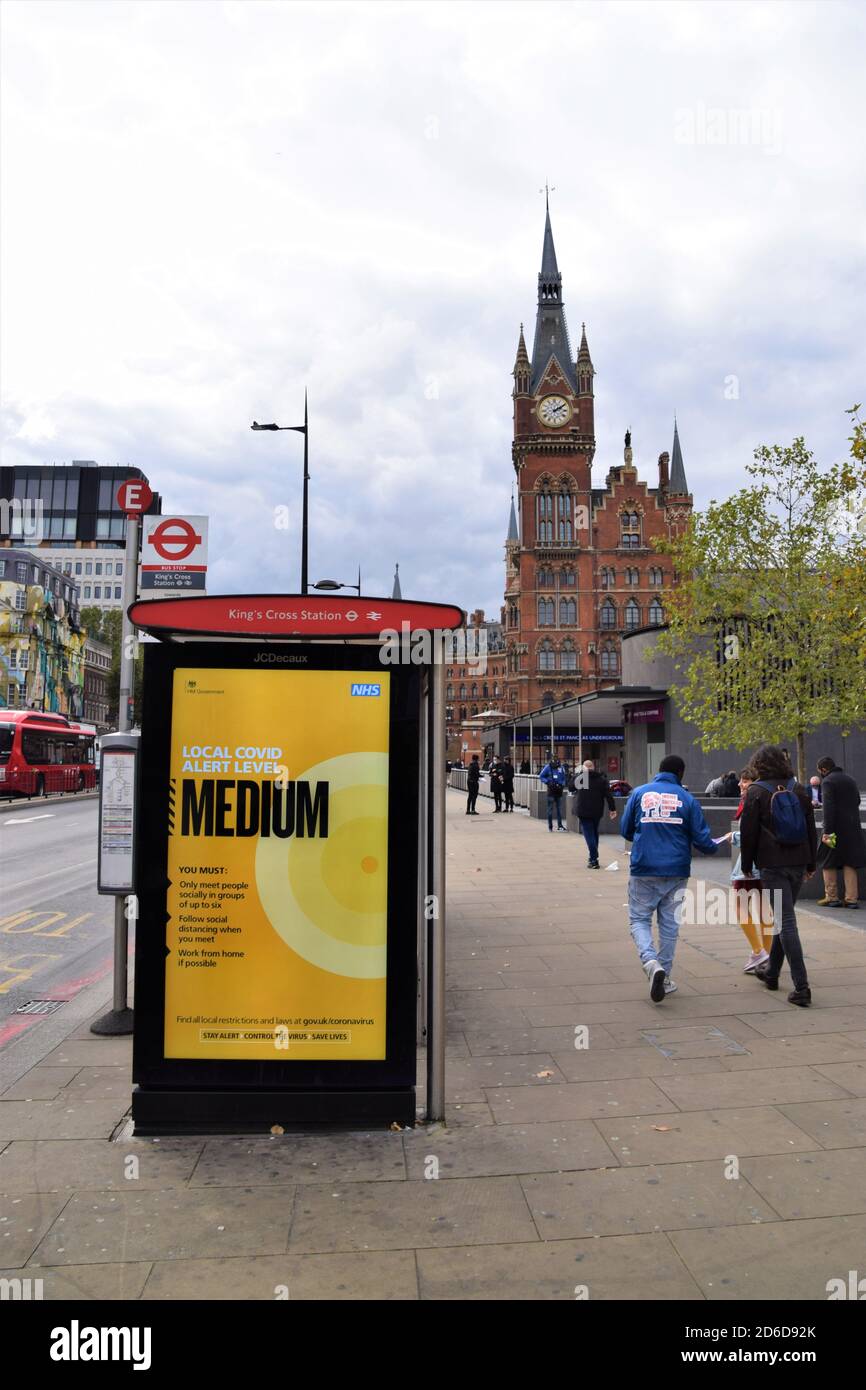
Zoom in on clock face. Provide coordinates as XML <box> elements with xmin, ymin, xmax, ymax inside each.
<box><xmin>538</xmin><ymin>395</ymin><xmax>571</xmax><ymax>428</ymax></box>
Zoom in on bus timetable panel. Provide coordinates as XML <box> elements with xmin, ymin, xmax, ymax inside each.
<box><xmin>132</xmin><ymin>641</ymin><xmax>420</xmax><ymax>1132</ymax></box>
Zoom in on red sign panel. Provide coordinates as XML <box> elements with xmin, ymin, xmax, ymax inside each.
<box><xmin>128</xmin><ymin>594</ymin><xmax>466</xmax><ymax>639</ymax></box>
<box><xmin>116</xmin><ymin>479</ymin><xmax>153</xmax><ymax>514</ymax></box>
<box><xmin>147</xmin><ymin>517</ymin><xmax>203</xmax><ymax>562</ymax></box>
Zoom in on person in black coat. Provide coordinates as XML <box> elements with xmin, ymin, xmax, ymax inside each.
<box><xmin>816</xmin><ymin>758</ymin><xmax>865</xmax><ymax>907</ymax></box>
<box><xmin>501</xmin><ymin>757</ymin><xmax>515</xmax><ymax>812</ymax></box>
<box><xmin>490</xmin><ymin>758</ymin><xmax>504</xmax><ymax>812</ymax></box>
<box><xmin>573</xmin><ymin>759</ymin><xmax>617</xmax><ymax>867</ymax></box>
<box><xmin>466</xmin><ymin>755</ymin><xmax>481</xmax><ymax>816</ymax></box>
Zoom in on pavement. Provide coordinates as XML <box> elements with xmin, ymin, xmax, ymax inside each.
<box><xmin>1</xmin><ymin>787</ymin><xmax>865</xmax><ymax>1300</ymax></box>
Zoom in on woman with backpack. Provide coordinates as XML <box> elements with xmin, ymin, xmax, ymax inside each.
<box><xmin>739</xmin><ymin>744</ymin><xmax>817</xmax><ymax>1007</ymax></box>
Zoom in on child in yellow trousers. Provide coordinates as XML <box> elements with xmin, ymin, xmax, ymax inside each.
<box><xmin>730</xmin><ymin>770</ymin><xmax>773</xmax><ymax>972</ymax></box>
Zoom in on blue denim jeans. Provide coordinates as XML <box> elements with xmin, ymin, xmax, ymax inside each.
<box><xmin>628</xmin><ymin>875</ymin><xmax>689</xmax><ymax>975</ymax></box>
<box><xmin>580</xmin><ymin>818</ymin><xmax>600</xmax><ymax>861</ymax></box>
<box><xmin>547</xmin><ymin>793</ymin><xmax>564</xmax><ymax>828</ymax></box>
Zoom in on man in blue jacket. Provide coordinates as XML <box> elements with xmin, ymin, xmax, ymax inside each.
<box><xmin>539</xmin><ymin>757</ymin><xmax>568</xmax><ymax>831</ymax></box>
<box><xmin>620</xmin><ymin>755</ymin><xmax>719</xmax><ymax>1002</ymax></box>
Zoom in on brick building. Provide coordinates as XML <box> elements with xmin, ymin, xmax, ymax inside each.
<box><xmin>501</xmin><ymin>202</ymin><xmax>693</xmax><ymax>717</ymax></box>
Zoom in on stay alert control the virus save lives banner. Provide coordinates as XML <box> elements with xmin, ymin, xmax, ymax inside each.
<box><xmin>164</xmin><ymin>667</ymin><xmax>390</xmax><ymax>1061</ymax></box>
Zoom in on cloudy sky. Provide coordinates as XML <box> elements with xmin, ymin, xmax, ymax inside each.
<box><xmin>2</xmin><ymin>0</ymin><xmax>863</xmax><ymax>615</ymax></box>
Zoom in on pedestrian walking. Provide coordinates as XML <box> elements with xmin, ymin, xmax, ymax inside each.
<box><xmin>727</xmin><ymin>767</ymin><xmax>772</xmax><ymax>973</ymax></box>
<box><xmin>501</xmin><ymin>757</ymin><xmax>515</xmax><ymax>812</ymax></box>
<box><xmin>621</xmin><ymin>754</ymin><xmax>720</xmax><ymax>1002</ymax></box>
<box><xmin>740</xmin><ymin>744</ymin><xmax>817</xmax><ymax>1006</ymax></box>
<box><xmin>466</xmin><ymin>754</ymin><xmax>481</xmax><ymax>816</ymax></box>
<box><xmin>809</xmin><ymin>776</ymin><xmax>823</xmax><ymax>806</ymax></box>
<box><xmin>490</xmin><ymin>758</ymin><xmax>504</xmax><ymax>812</ymax></box>
<box><xmin>816</xmin><ymin>757</ymin><xmax>864</xmax><ymax>907</ymax></box>
<box><xmin>573</xmin><ymin>758</ymin><xmax>617</xmax><ymax>867</ymax></box>
<box><xmin>539</xmin><ymin>756</ymin><xmax>567</xmax><ymax>831</ymax></box>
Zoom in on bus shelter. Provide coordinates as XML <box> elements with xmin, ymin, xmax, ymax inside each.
<box><xmin>126</xmin><ymin>593</ymin><xmax>461</xmax><ymax>1134</ymax></box>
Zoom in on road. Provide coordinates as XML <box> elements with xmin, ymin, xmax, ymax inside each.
<box><xmin>0</xmin><ymin>795</ymin><xmax>118</xmax><ymax>1062</ymax></box>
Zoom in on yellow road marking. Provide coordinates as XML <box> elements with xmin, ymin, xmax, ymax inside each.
<box><xmin>0</xmin><ymin>952</ymin><xmax>61</xmax><ymax>993</ymax></box>
<box><xmin>0</xmin><ymin>910</ymin><xmax>93</xmax><ymax>937</ymax></box>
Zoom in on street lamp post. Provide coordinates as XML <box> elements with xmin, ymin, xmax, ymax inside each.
<box><xmin>251</xmin><ymin>392</ymin><xmax>309</xmax><ymax>593</ymax></box>
<box><xmin>312</xmin><ymin>568</ymin><xmax>362</xmax><ymax>596</ymax></box>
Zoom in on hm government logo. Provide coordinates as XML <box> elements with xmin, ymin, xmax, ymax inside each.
<box><xmin>350</xmin><ymin>683</ymin><xmax>381</xmax><ymax>697</ymax></box>
<box><xmin>186</xmin><ymin>680</ymin><xmax>197</xmax><ymax>690</ymax></box>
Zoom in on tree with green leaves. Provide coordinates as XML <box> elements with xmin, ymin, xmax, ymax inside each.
<box><xmin>653</xmin><ymin>410</ymin><xmax>866</xmax><ymax>783</ymax></box>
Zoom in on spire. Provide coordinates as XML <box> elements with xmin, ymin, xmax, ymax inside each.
<box><xmin>577</xmin><ymin>322</ymin><xmax>592</xmax><ymax>364</ymax></box>
<box><xmin>530</xmin><ymin>202</ymin><xmax>576</xmax><ymax>394</ymax></box>
<box><xmin>507</xmin><ymin>491</ymin><xmax>519</xmax><ymax>542</ymax></box>
<box><xmin>514</xmin><ymin>323</ymin><xmax>529</xmax><ymax>368</ymax></box>
<box><xmin>669</xmin><ymin>419</ymin><xmax>689</xmax><ymax>495</ymax></box>
<box><xmin>391</xmin><ymin>563</ymin><xmax>402</xmax><ymax>600</ymax></box>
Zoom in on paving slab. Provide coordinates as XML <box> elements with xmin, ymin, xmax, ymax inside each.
<box><xmin>416</xmin><ymin>1233</ymin><xmax>703</xmax><ymax>1300</ymax></box>
<box><xmin>521</xmin><ymin>1160</ymin><xmax>778</xmax><ymax>1239</ymax></box>
<box><xmin>739</xmin><ymin>1147</ymin><xmax>866</xmax><ymax>1218</ymax></box>
<box><xmin>29</xmin><ymin>1186</ymin><xmax>295</xmax><ymax>1265</ymax></box>
<box><xmin>0</xmin><ymin>1261</ymin><xmax>151</xmax><ymax>1300</ymax></box>
<box><xmin>39</xmin><ymin>1040</ymin><xmax>132</xmax><ymax>1067</ymax></box>
<box><xmin>288</xmin><ymin>1176</ymin><xmax>539</xmax><ymax>1253</ymax></box>
<box><xmin>594</xmin><ymin>1107</ymin><xmax>825</xmax><ymax>1166</ymax></box>
<box><xmin>719</xmin><ymin>1034</ymin><xmax>866</xmax><ymax>1071</ymax></box>
<box><xmin>668</xmin><ymin>1214</ymin><xmax>866</xmax><ymax>1300</ymax></box>
<box><xmin>462</xmin><ymin>1022</ymin><xmax>621</xmax><ymax>1056</ymax></box>
<box><xmin>140</xmin><ymin>1250</ymin><xmax>418</xmax><ymax>1299</ymax></box>
<box><xmin>777</xmin><ymin>1097</ymin><xmax>866</xmax><ymax>1148</ymax></box>
<box><xmin>0</xmin><ymin>1192</ymin><xmax>69</xmax><ymax>1266</ymax></box>
<box><xmin>810</xmin><ymin>1062</ymin><xmax>866</xmax><ymax>1094</ymax></box>
<box><xmin>189</xmin><ymin>1133</ymin><xmax>406</xmax><ymax>1187</ymax></box>
<box><xmin>487</xmin><ymin>1078</ymin><xmax>675</xmax><ymax>1124</ymax></box>
<box><xmin>652</xmin><ymin>1066</ymin><xmax>851</xmax><ymax>1112</ymax></box>
<box><xmin>742</xmin><ymin>1006</ymin><xmax>866</xmax><ymax>1038</ymax></box>
<box><xmin>0</xmin><ymin>1066</ymin><xmax>80</xmax><ymax>1101</ymax></box>
<box><xmin>0</xmin><ymin>1098</ymin><xmax>127</xmax><ymax>1141</ymax></box>
<box><xmin>403</xmin><ymin>1118</ymin><xmax>616</xmax><ymax>1179</ymax></box>
<box><xmin>0</xmin><ymin>1138</ymin><xmax>203</xmax><ymax>1192</ymax></box>
<box><xmin>551</xmin><ymin>1047</ymin><xmax>726</xmax><ymax>1082</ymax></box>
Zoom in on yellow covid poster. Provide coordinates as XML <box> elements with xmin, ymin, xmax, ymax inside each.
<box><xmin>164</xmin><ymin>667</ymin><xmax>390</xmax><ymax>1061</ymax></box>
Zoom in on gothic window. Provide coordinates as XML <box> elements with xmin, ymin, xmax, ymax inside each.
<box><xmin>601</xmin><ymin>566</ymin><xmax>615</xmax><ymax>588</ymax></box>
<box><xmin>460</xmin><ymin>684</ymin><xmax>466</xmax><ymax>698</ymax></box>
<box><xmin>600</xmin><ymin>598</ymin><xmax>617</xmax><ymax>630</ymax></box>
<box><xmin>539</xmin><ymin>640</ymin><xmax>555</xmax><ymax>671</ymax></box>
<box><xmin>625</xmin><ymin>567</ymin><xmax>639</xmax><ymax>586</ymax></box>
<box><xmin>559</xmin><ymin>597</ymin><xmax>577</xmax><ymax>625</ymax></box>
<box><xmin>541</xmin><ymin>691</ymin><xmax>555</xmax><ymax>708</ymax></box>
<box><xmin>563</xmin><ymin>570</ymin><xmax>576</xmax><ymax>587</ymax></box>
<box><xmin>494</xmin><ymin>683</ymin><xmax>500</xmax><ymax>697</ymax></box>
<box><xmin>537</xmin><ymin>597</ymin><xmax>555</xmax><ymax>626</ymax></box>
<box><xmin>600</xmin><ymin>644</ymin><xmax>618</xmax><ymax>676</ymax></box>
<box><xmin>557</xmin><ymin>490</ymin><xmax>573</xmax><ymax>542</ymax></box>
<box><xmin>471</xmin><ymin>706</ymin><xmax>478</xmax><ymax>717</ymax></box>
<box><xmin>561</xmin><ymin>641</ymin><xmax>577</xmax><ymax>671</ymax></box>
<box><xmin>471</xmin><ymin>684</ymin><xmax>477</xmax><ymax>698</ymax></box>
<box><xmin>538</xmin><ymin>569</ymin><xmax>554</xmax><ymax>588</ymax></box>
<box><xmin>482</xmin><ymin>684</ymin><xmax>489</xmax><ymax>698</ymax></box>
<box><xmin>624</xmin><ymin>599</ymin><xmax>641</xmax><ymax>629</ymax></box>
<box><xmin>446</xmin><ymin>685</ymin><xmax>453</xmax><ymax>700</ymax></box>
<box><xmin>460</xmin><ymin>707</ymin><xmax>467</xmax><ymax>721</ymax></box>
<box><xmin>537</xmin><ymin>492</ymin><xmax>554</xmax><ymax>543</ymax></box>
<box><xmin>621</xmin><ymin>510</ymin><xmax>641</xmax><ymax>549</ymax></box>
<box><xmin>562</xmin><ymin>691</ymin><xmax>575</xmax><ymax>702</ymax></box>
<box><xmin>649</xmin><ymin>598</ymin><xmax>664</xmax><ymax>626</ymax></box>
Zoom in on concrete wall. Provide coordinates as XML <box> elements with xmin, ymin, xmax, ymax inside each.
<box><xmin>621</xmin><ymin>627</ymin><xmax>866</xmax><ymax>790</ymax></box>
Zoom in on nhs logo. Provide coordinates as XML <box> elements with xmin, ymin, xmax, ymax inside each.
<box><xmin>351</xmin><ymin>683</ymin><xmax>381</xmax><ymax>697</ymax></box>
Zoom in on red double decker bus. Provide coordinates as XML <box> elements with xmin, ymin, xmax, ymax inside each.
<box><xmin>0</xmin><ymin>710</ymin><xmax>97</xmax><ymax>798</ymax></box>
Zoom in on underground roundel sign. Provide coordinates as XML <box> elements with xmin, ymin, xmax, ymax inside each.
<box><xmin>141</xmin><ymin>515</ymin><xmax>209</xmax><ymax>594</ymax></box>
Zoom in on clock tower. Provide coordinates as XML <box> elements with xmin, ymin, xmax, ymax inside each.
<box><xmin>505</xmin><ymin>198</ymin><xmax>596</xmax><ymax>713</ymax></box>
<box><xmin>501</xmin><ymin>201</ymin><xmax>692</xmax><ymax>723</ymax></box>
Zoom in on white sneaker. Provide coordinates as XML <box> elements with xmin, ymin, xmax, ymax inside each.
<box><xmin>743</xmin><ymin>950</ymin><xmax>770</xmax><ymax>974</ymax></box>
<box><xmin>664</xmin><ymin>976</ymin><xmax>678</xmax><ymax>994</ymax></box>
<box><xmin>643</xmin><ymin>958</ymin><xmax>666</xmax><ymax>1002</ymax></box>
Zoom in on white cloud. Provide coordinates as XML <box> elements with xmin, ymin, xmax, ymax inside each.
<box><xmin>1</xmin><ymin>0</ymin><xmax>863</xmax><ymax>615</ymax></box>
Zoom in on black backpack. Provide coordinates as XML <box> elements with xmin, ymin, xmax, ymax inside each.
<box><xmin>757</xmin><ymin>778</ymin><xmax>808</xmax><ymax>845</ymax></box>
